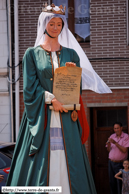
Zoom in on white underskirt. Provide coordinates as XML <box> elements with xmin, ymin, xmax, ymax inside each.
<box><xmin>48</xmin><ymin>109</ymin><xmax>70</xmax><ymax>194</ymax></box>
<box><xmin>49</xmin><ymin>150</ymin><xmax>70</xmax><ymax>194</ymax></box>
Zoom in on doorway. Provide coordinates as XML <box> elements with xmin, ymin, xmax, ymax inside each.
<box><xmin>91</xmin><ymin>107</ymin><xmax>128</xmax><ymax>194</ymax></box>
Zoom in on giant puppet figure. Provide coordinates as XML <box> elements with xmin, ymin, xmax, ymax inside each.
<box><xmin>6</xmin><ymin>4</ymin><xmax>111</xmax><ymax>194</ymax></box>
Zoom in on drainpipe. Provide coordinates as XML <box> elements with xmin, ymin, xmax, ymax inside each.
<box><xmin>14</xmin><ymin>0</ymin><xmax>19</xmax><ymax>140</ymax></box>
<box><xmin>7</xmin><ymin>0</ymin><xmax>14</xmax><ymax>142</ymax></box>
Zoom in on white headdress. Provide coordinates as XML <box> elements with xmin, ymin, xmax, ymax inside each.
<box><xmin>34</xmin><ymin>5</ymin><xmax>112</xmax><ymax>93</ymax></box>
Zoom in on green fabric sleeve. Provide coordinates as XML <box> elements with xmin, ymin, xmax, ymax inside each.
<box><xmin>22</xmin><ymin>47</ymin><xmax>46</xmax><ymax>156</ymax></box>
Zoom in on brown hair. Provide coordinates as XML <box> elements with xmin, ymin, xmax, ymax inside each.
<box><xmin>123</xmin><ymin>159</ymin><xmax>129</xmax><ymax>164</ymax></box>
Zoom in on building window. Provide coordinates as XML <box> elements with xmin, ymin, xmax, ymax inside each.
<box><xmin>52</xmin><ymin>0</ymin><xmax>90</xmax><ymax>43</ymax></box>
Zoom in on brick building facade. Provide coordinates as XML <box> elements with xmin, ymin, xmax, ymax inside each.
<box><xmin>16</xmin><ymin>0</ymin><xmax>129</xmax><ymax>193</ymax></box>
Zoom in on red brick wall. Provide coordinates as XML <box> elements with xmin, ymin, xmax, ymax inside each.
<box><xmin>82</xmin><ymin>0</ymin><xmax>129</xmax><ymax>87</ymax></box>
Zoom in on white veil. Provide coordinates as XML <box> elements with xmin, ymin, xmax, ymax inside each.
<box><xmin>34</xmin><ymin>11</ymin><xmax>112</xmax><ymax>94</ymax></box>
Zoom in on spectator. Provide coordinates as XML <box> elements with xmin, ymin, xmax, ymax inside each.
<box><xmin>106</xmin><ymin>122</ymin><xmax>129</xmax><ymax>194</ymax></box>
<box><xmin>115</xmin><ymin>159</ymin><xmax>129</xmax><ymax>194</ymax></box>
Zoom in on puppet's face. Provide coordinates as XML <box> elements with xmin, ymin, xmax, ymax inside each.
<box><xmin>46</xmin><ymin>17</ymin><xmax>63</xmax><ymax>38</ymax></box>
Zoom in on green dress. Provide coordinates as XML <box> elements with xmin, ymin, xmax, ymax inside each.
<box><xmin>6</xmin><ymin>46</ymin><xmax>97</xmax><ymax>194</ymax></box>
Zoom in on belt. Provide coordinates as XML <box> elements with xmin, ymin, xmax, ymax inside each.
<box><xmin>109</xmin><ymin>159</ymin><xmax>123</xmax><ymax>163</ymax></box>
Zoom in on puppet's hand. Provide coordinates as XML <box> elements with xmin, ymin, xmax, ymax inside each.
<box><xmin>51</xmin><ymin>98</ymin><xmax>68</xmax><ymax>113</ymax></box>
<box><xmin>65</xmin><ymin>62</ymin><xmax>76</xmax><ymax>67</ymax></box>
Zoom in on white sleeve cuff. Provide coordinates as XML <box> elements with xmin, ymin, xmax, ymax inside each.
<box><xmin>45</xmin><ymin>91</ymin><xmax>55</xmax><ymax>104</ymax></box>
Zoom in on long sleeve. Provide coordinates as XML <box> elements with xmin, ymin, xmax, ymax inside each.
<box><xmin>22</xmin><ymin>47</ymin><xmax>46</xmax><ymax>156</ymax></box>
